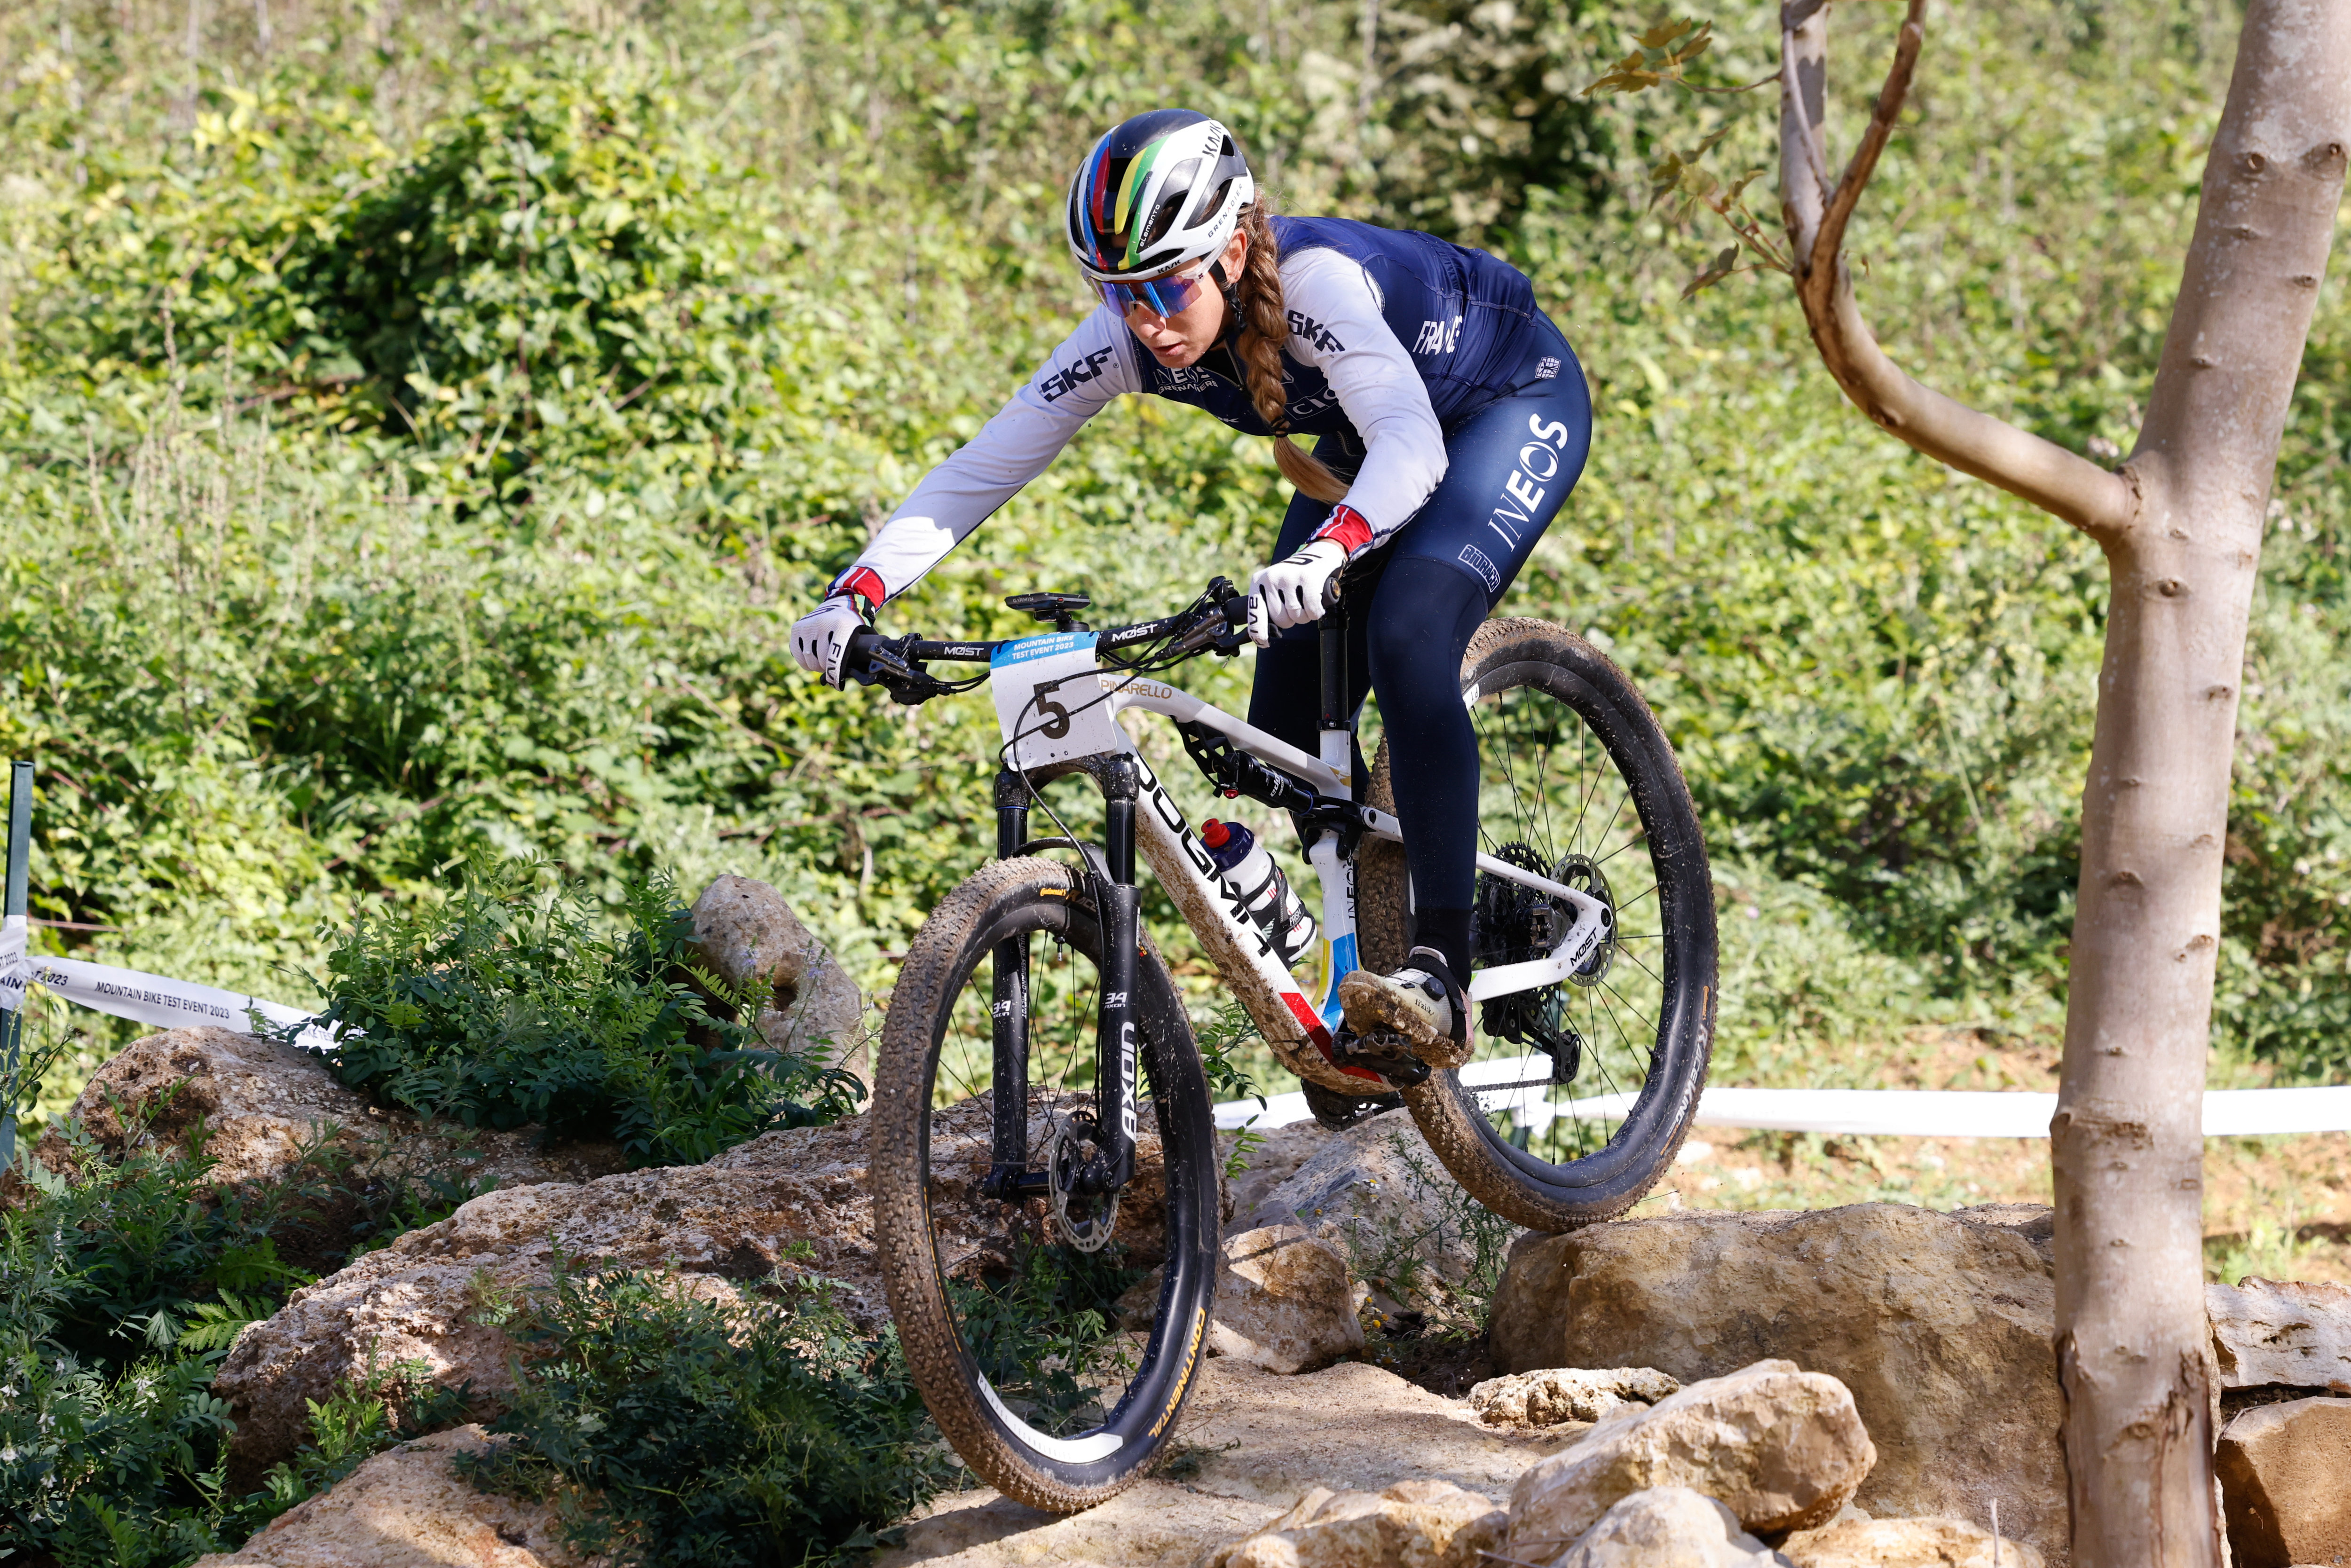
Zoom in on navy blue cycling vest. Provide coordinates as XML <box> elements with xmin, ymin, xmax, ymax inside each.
<box><xmin>1123</xmin><ymin>216</ymin><xmax>1547</xmax><ymax>451</ymax></box>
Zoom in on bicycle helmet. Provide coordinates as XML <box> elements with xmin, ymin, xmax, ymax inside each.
<box><xmin>1066</xmin><ymin>110</ymin><xmax>1255</xmax><ymax>295</ymax></box>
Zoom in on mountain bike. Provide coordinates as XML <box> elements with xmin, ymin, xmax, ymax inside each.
<box><xmin>852</xmin><ymin>575</ymin><xmax>1715</xmax><ymax>1511</ymax></box>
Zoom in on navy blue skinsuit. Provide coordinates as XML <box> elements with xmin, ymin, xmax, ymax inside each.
<box><xmin>1136</xmin><ymin>218</ymin><xmax>1595</xmax><ymax>978</ymax></box>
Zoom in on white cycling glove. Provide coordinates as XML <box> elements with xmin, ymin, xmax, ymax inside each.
<box><xmin>1247</xmin><ymin>538</ymin><xmax>1347</xmax><ymax>647</ymax></box>
<box><xmin>790</xmin><ymin>594</ymin><xmax>871</xmax><ymax>688</ymax></box>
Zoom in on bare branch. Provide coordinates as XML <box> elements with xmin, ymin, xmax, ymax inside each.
<box><xmin>1778</xmin><ymin>0</ymin><xmax>2135</xmax><ymax>540</ymax></box>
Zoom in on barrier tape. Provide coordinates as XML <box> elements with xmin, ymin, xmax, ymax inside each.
<box><xmin>1214</xmin><ymin>1053</ymin><xmax>2351</xmax><ymax>1138</ymax></box>
<box><xmin>4</xmin><ymin>936</ymin><xmax>2343</xmax><ymax>1139</ymax></box>
<box><xmin>0</xmin><ymin>928</ymin><xmax>336</xmax><ymax>1052</ymax></box>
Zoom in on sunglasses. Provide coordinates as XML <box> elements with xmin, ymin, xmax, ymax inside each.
<box><xmin>1097</xmin><ymin>265</ymin><xmax>1214</xmax><ymax>318</ymax></box>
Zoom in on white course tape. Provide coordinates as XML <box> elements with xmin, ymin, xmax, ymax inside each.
<box><xmin>1213</xmin><ymin>1052</ymin><xmax>2351</xmax><ymax>1138</ymax></box>
<box><xmin>0</xmin><ymin>914</ymin><xmax>24</xmax><ymax>1016</ymax></box>
<box><xmin>0</xmin><ymin>938</ymin><xmax>335</xmax><ymax>1053</ymax></box>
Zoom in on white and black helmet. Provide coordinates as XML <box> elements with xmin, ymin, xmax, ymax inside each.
<box><xmin>1066</xmin><ymin>109</ymin><xmax>1256</xmax><ymax>290</ymax></box>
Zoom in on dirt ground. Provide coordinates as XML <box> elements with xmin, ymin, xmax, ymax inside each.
<box><xmin>1646</xmin><ymin>1026</ymin><xmax>2351</xmax><ymax>1285</ymax></box>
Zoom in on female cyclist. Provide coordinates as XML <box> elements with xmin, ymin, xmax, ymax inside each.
<box><xmin>790</xmin><ymin>108</ymin><xmax>1594</xmax><ymax>1074</ymax></box>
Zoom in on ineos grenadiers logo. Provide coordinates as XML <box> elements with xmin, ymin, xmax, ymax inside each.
<box><xmin>1486</xmin><ymin>413</ymin><xmax>1578</xmax><ymax>552</ymax></box>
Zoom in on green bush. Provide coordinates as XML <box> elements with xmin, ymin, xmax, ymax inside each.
<box><xmin>311</xmin><ymin>859</ymin><xmax>863</xmax><ymax>1167</ymax></box>
<box><xmin>0</xmin><ymin>1109</ymin><xmax>463</xmax><ymax>1564</ymax></box>
<box><xmin>464</xmin><ymin>1266</ymin><xmax>958</xmax><ymax>1568</ymax></box>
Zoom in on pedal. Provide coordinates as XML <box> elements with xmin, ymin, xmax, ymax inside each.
<box><xmin>1333</xmin><ymin>1027</ymin><xmax>1432</xmax><ymax>1088</ymax></box>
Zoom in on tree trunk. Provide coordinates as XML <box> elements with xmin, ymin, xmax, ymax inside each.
<box><xmin>1772</xmin><ymin>1</ymin><xmax>2351</xmax><ymax>1561</ymax></box>
<box><xmin>2053</xmin><ymin>5</ymin><xmax>2351</xmax><ymax>1563</ymax></box>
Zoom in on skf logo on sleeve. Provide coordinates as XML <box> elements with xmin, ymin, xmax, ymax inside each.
<box><xmin>1285</xmin><ymin>311</ymin><xmax>1345</xmax><ymax>353</ymax></box>
<box><xmin>1040</xmin><ymin>346</ymin><xmax>1120</xmax><ymax>402</ymax></box>
<box><xmin>1412</xmin><ymin>315</ymin><xmax>1464</xmax><ymax>354</ymax></box>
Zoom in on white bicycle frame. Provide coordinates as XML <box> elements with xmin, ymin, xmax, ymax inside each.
<box><xmin>989</xmin><ymin>629</ymin><xmax>1612</xmax><ymax>1095</ymax></box>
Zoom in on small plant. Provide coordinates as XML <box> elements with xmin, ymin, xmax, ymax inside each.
<box><xmin>1195</xmin><ymin>996</ymin><xmax>1267</xmax><ymax>1107</ymax></box>
<box><xmin>308</xmin><ymin>857</ymin><xmax>862</xmax><ymax>1169</ymax></box>
<box><xmin>462</xmin><ymin>1265</ymin><xmax>961</xmax><ymax>1568</ymax></box>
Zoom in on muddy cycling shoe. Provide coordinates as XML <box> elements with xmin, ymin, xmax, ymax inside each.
<box><xmin>1339</xmin><ymin>947</ymin><xmax>1473</xmax><ymax>1072</ymax></box>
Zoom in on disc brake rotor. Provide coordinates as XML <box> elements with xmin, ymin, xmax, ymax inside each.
<box><xmin>1046</xmin><ymin>1117</ymin><xmax>1120</xmax><ymax>1253</ymax></box>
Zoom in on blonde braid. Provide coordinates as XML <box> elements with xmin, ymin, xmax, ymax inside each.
<box><xmin>1232</xmin><ymin>202</ymin><xmax>1350</xmax><ymax>505</ymax></box>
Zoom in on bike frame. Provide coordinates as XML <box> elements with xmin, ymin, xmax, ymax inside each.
<box><xmin>980</xmin><ymin>602</ymin><xmax>1614</xmax><ymax>1199</ymax></box>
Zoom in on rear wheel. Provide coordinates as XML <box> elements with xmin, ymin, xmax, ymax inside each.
<box><xmin>871</xmin><ymin>857</ymin><xmax>1220</xmax><ymax>1511</ymax></box>
<box><xmin>1365</xmin><ymin>617</ymin><xmax>1717</xmax><ymax>1231</ymax></box>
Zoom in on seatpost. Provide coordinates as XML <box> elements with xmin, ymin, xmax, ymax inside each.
<box><xmin>1317</xmin><ymin>595</ymin><xmax>1351</xmax><ymax>788</ymax></box>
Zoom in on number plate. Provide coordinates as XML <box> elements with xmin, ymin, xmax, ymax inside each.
<box><xmin>990</xmin><ymin>631</ymin><xmax>1128</xmax><ymax>770</ymax></box>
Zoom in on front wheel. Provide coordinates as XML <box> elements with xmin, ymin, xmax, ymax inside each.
<box><xmin>870</xmin><ymin>857</ymin><xmax>1220</xmax><ymax>1512</ymax></box>
<box><xmin>1365</xmin><ymin>617</ymin><xmax>1718</xmax><ymax>1231</ymax></box>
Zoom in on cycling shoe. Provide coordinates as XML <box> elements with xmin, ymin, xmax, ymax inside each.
<box><xmin>1338</xmin><ymin>946</ymin><xmax>1472</xmax><ymax>1071</ymax></box>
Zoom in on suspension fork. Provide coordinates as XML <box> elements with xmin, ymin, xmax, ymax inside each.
<box><xmin>980</xmin><ymin>762</ymin><xmax>1139</xmax><ymax>1200</ymax></box>
<box><xmin>1095</xmin><ymin>757</ymin><xmax>1141</xmax><ymax>1191</ymax></box>
<box><xmin>985</xmin><ymin>770</ymin><xmax>1033</xmax><ymax>1194</ymax></box>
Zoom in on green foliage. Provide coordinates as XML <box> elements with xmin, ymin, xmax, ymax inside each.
<box><xmin>0</xmin><ymin>0</ymin><xmax>2348</xmax><ymax>1114</ymax></box>
<box><xmin>464</xmin><ymin>1267</ymin><xmax>958</xmax><ymax>1568</ymax></box>
<box><xmin>311</xmin><ymin>858</ymin><xmax>861</xmax><ymax>1166</ymax></box>
<box><xmin>0</xmin><ymin>1102</ymin><xmax>466</xmax><ymax>1564</ymax></box>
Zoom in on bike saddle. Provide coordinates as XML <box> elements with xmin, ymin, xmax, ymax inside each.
<box><xmin>1005</xmin><ymin>591</ymin><xmax>1091</xmax><ymax>630</ymax></box>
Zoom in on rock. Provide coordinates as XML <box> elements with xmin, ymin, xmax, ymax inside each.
<box><xmin>1549</xmin><ymin>1487</ymin><xmax>1793</xmax><ymax>1568</ymax></box>
<box><xmin>1196</xmin><ymin>1479</ymin><xmax>1507</xmax><ymax>1568</ymax></box>
<box><xmin>1207</xmin><ymin>1224</ymin><xmax>1365</xmax><ymax>1375</ymax></box>
<box><xmin>2214</xmin><ymin>1395</ymin><xmax>2351</xmax><ymax>1568</ymax></box>
<box><xmin>877</xmin><ymin>1356</ymin><xmax>1569</xmax><ymax>1568</ymax></box>
<box><xmin>2208</xmin><ymin>1278</ymin><xmax>2351</xmax><ymax>1394</ymax></box>
<box><xmin>1247</xmin><ymin>1108</ymin><xmax>1517</xmax><ymax>1316</ymax></box>
<box><xmin>188</xmin><ymin>1425</ymin><xmax>596</xmax><ymax>1567</ymax></box>
<box><xmin>1505</xmin><ymin>1359</ymin><xmax>1876</xmax><ymax>1561</ymax></box>
<box><xmin>11</xmin><ymin>1026</ymin><xmax>624</xmax><ymax>1200</ymax></box>
<box><xmin>1222</xmin><ymin>1119</ymin><xmax>1334</xmax><ymax>1219</ymax></box>
<box><xmin>217</xmin><ymin>1095</ymin><xmax>1175</xmax><ymax>1471</ymax></box>
<box><xmin>1469</xmin><ymin>1367</ymin><xmax>1682</xmax><ymax>1428</ymax></box>
<box><xmin>1491</xmin><ymin>1203</ymin><xmax>2066</xmax><ymax>1566</ymax></box>
<box><xmin>688</xmin><ymin>875</ymin><xmax>868</xmax><ymax>1080</ymax></box>
<box><xmin>1780</xmin><ymin>1516</ymin><xmax>2045</xmax><ymax>1568</ymax></box>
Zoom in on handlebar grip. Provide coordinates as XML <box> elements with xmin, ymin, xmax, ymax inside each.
<box><xmin>1320</xmin><ymin>574</ymin><xmax>1344</xmax><ymax>612</ymax></box>
<box><xmin>842</xmin><ymin>626</ymin><xmax>881</xmax><ymax>682</ymax></box>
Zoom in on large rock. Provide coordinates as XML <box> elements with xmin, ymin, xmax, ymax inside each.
<box><xmin>878</xmin><ymin>1357</ymin><xmax>1570</xmax><ymax>1568</ymax></box>
<box><xmin>1781</xmin><ymin>1516</ymin><xmax>2046</xmax><ymax>1568</ymax></box>
<box><xmin>2208</xmin><ymin>1278</ymin><xmax>2351</xmax><ymax>1393</ymax></box>
<box><xmin>1505</xmin><ymin>1360</ymin><xmax>1876</xmax><ymax>1562</ymax></box>
<box><xmin>188</xmin><ymin>1425</ymin><xmax>594</xmax><ymax>1568</ymax></box>
<box><xmin>2214</xmin><ymin>1395</ymin><xmax>2351</xmax><ymax>1568</ymax></box>
<box><xmin>688</xmin><ymin>875</ymin><xmax>868</xmax><ymax>1080</ymax></box>
<box><xmin>216</xmin><ymin>1095</ymin><xmax>1175</xmax><ymax>1471</ymax></box>
<box><xmin>1549</xmin><ymin>1488</ymin><xmax>1794</xmax><ymax>1568</ymax></box>
<box><xmin>1243</xmin><ymin>1108</ymin><xmax>1517</xmax><ymax>1317</ymax></box>
<box><xmin>1207</xmin><ymin>1223</ymin><xmax>1365</xmax><ymax>1375</ymax></box>
<box><xmin>1491</xmin><ymin>1203</ymin><xmax>2066</xmax><ymax>1565</ymax></box>
<box><xmin>1469</xmin><ymin>1367</ymin><xmax>1682</xmax><ymax>1428</ymax></box>
<box><xmin>1197</xmin><ymin>1479</ymin><xmax>1507</xmax><ymax>1568</ymax></box>
<box><xmin>14</xmin><ymin>1026</ymin><xmax>624</xmax><ymax>1198</ymax></box>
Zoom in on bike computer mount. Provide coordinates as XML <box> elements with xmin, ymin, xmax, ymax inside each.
<box><xmin>1005</xmin><ymin>591</ymin><xmax>1091</xmax><ymax>632</ymax></box>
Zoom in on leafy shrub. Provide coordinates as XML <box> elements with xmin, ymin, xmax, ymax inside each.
<box><xmin>0</xmin><ymin>1105</ymin><xmax>465</xmax><ymax>1564</ymax></box>
<box><xmin>311</xmin><ymin>859</ymin><xmax>862</xmax><ymax>1167</ymax></box>
<box><xmin>464</xmin><ymin>1267</ymin><xmax>958</xmax><ymax>1568</ymax></box>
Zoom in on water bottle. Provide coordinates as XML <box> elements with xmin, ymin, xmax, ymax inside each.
<box><xmin>1199</xmin><ymin>819</ymin><xmax>1318</xmax><ymax>964</ymax></box>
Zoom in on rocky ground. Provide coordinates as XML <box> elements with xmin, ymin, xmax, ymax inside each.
<box><xmin>21</xmin><ymin>878</ymin><xmax>2351</xmax><ymax>1568</ymax></box>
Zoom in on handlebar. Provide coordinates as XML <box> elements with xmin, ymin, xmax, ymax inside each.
<box><xmin>842</xmin><ymin>576</ymin><xmax>1251</xmax><ymax>704</ymax></box>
